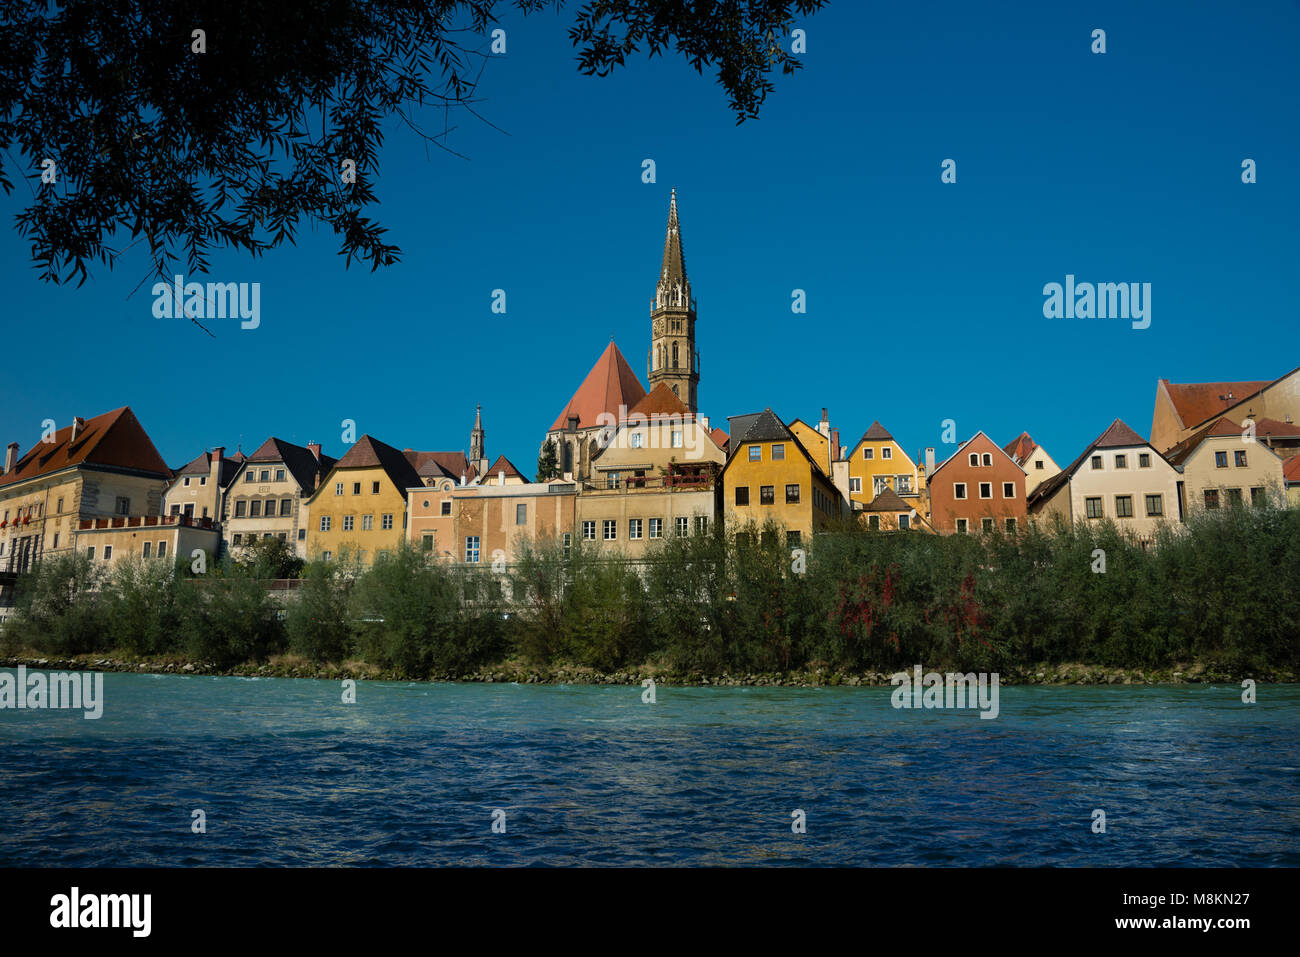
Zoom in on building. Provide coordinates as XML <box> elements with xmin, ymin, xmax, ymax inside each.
<box><xmin>928</xmin><ymin>431</ymin><xmax>1027</xmax><ymax>535</ymax></box>
<box><xmin>162</xmin><ymin>447</ymin><xmax>245</xmax><ymax>523</ymax></box>
<box><xmin>859</xmin><ymin>487</ymin><xmax>933</xmax><ymax>532</ymax></box>
<box><xmin>544</xmin><ymin>340</ymin><xmax>648</xmax><ymax>483</ymax></box>
<box><xmin>1164</xmin><ymin>416</ymin><xmax>1287</xmax><ymax>512</ymax></box>
<box><xmin>304</xmin><ymin>435</ymin><xmax>425</xmax><ymax>565</ymax></box>
<box><xmin>1027</xmin><ymin>419</ymin><xmax>1180</xmax><ymax>543</ymax></box>
<box><xmin>0</xmin><ymin>408</ymin><xmax>172</xmax><ymax>573</ymax></box>
<box><xmin>1150</xmin><ymin>366</ymin><xmax>1300</xmax><ymax>453</ymax></box>
<box><xmin>722</xmin><ymin>409</ymin><xmax>845</xmax><ymax>545</ymax></box>
<box><xmin>844</xmin><ymin>420</ymin><xmax>924</xmax><ymax>507</ymax></box>
<box><xmin>1002</xmin><ymin>432</ymin><xmax>1060</xmax><ymax>496</ymax></box>
<box><xmin>789</xmin><ymin>410</ymin><xmax>840</xmax><ymax>479</ymax></box>
<box><xmin>224</xmin><ymin>438</ymin><xmax>336</xmax><ymax>555</ymax></box>
<box><xmin>647</xmin><ymin>189</ymin><xmax>700</xmax><ymax>412</ymax></box>
<box><xmin>75</xmin><ymin>514</ymin><xmax>221</xmax><ymax>569</ymax></box>
<box><xmin>408</xmin><ymin>475</ymin><xmax>578</xmax><ymax>565</ymax></box>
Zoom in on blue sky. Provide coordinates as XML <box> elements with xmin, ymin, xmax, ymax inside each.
<box><xmin>2</xmin><ymin>0</ymin><xmax>1297</xmax><ymax>472</ymax></box>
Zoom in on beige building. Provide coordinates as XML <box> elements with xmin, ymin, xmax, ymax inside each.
<box><xmin>75</xmin><ymin>514</ymin><xmax>221</xmax><ymax>570</ymax></box>
<box><xmin>1151</xmin><ymin>366</ymin><xmax>1300</xmax><ymax>453</ymax></box>
<box><xmin>224</xmin><ymin>438</ymin><xmax>335</xmax><ymax>556</ymax></box>
<box><xmin>1165</xmin><ymin>416</ymin><xmax>1287</xmax><ymax>512</ymax></box>
<box><xmin>1028</xmin><ymin>419</ymin><xmax>1181</xmax><ymax>544</ymax></box>
<box><xmin>162</xmin><ymin>447</ymin><xmax>245</xmax><ymax>523</ymax></box>
<box><xmin>0</xmin><ymin>408</ymin><xmax>172</xmax><ymax>574</ymax></box>
<box><xmin>1003</xmin><ymin>432</ymin><xmax>1061</xmax><ymax>496</ymax></box>
<box><xmin>408</xmin><ymin>475</ymin><xmax>578</xmax><ymax>565</ymax></box>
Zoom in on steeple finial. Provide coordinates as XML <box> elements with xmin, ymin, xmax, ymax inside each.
<box><xmin>657</xmin><ymin>188</ymin><xmax>689</xmax><ymax>307</ymax></box>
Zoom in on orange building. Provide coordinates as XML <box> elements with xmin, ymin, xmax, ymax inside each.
<box><xmin>928</xmin><ymin>431</ymin><xmax>1027</xmax><ymax>534</ymax></box>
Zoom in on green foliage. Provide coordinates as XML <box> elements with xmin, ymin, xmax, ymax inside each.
<box><xmin>234</xmin><ymin>536</ymin><xmax>305</xmax><ymax>580</ymax></box>
<box><xmin>536</xmin><ymin>441</ymin><xmax>560</xmax><ymax>482</ymax></box>
<box><xmin>285</xmin><ymin>559</ymin><xmax>352</xmax><ymax>663</ymax></box>
<box><xmin>6</xmin><ymin>551</ymin><xmax>107</xmax><ymax>655</ymax></box>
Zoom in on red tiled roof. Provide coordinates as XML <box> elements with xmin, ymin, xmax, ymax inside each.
<box><xmin>710</xmin><ymin>427</ymin><xmax>729</xmax><ymax>451</ymax></box>
<box><xmin>0</xmin><ymin>406</ymin><xmax>170</xmax><ymax>488</ymax></box>
<box><xmin>329</xmin><ymin>435</ymin><xmax>424</xmax><ymax>492</ymax></box>
<box><xmin>1094</xmin><ymin>419</ymin><xmax>1148</xmax><ymax>448</ymax></box>
<box><xmin>548</xmin><ymin>341</ymin><xmax>647</xmax><ymax>432</ymax></box>
<box><xmin>1254</xmin><ymin>417</ymin><xmax>1300</xmax><ymax>439</ymax></box>
<box><xmin>1002</xmin><ymin>431</ymin><xmax>1038</xmax><ymax>464</ymax></box>
<box><xmin>483</xmin><ymin>454</ymin><xmax>525</xmax><ymax>480</ymax></box>
<box><xmin>1163</xmin><ymin>379</ymin><xmax>1271</xmax><ymax>429</ymax></box>
<box><xmin>1165</xmin><ymin>416</ymin><xmax>1241</xmax><ymax>466</ymax></box>
<box><xmin>629</xmin><ymin>382</ymin><xmax>689</xmax><ymax>418</ymax></box>
<box><xmin>411</xmin><ymin>450</ymin><xmax>475</xmax><ymax>482</ymax></box>
<box><xmin>1284</xmin><ymin>455</ymin><xmax>1300</xmax><ymax>484</ymax></box>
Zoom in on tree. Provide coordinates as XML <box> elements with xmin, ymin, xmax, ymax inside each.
<box><xmin>536</xmin><ymin>440</ymin><xmax>560</xmax><ymax>481</ymax></box>
<box><xmin>0</xmin><ymin>0</ymin><xmax>827</xmax><ymax>290</ymax></box>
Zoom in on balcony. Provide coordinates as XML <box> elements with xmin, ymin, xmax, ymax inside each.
<box><xmin>78</xmin><ymin>514</ymin><xmax>216</xmax><ymax>531</ymax></box>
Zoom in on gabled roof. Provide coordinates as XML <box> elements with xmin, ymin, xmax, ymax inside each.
<box><xmin>1002</xmin><ymin>431</ymin><xmax>1038</xmax><ymax>464</ymax></box>
<box><xmin>710</xmin><ymin>427</ymin><xmax>729</xmax><ymax>452</ymax></box>
<box><xmin>173</xmin><ymin>448</ymin><xmax>247</xmax><ymax>488</ymax></box>
<box><xmin>327</xmin><ymin>435</ymin><xmax>424</xmax><ymax>493</ymax></box>
<box><xmin>929</xmin><ymin>431</ymin><xmax>1025</xmax><ymax>479</ymax></box>
<box><xmin>1254</xmin><ymin>416</ymin><xmax>1300</xmax><ymax>439</ymax></box>
<box><xmin>548</xmin><ymin>341</ymin><xmax>647</xmax><ymax>433</ymax></box>
<box><xmin>1028</xmin><ymin>419</ymin><xmax>1161</xmax><ymax>506</ymax></box>
<box><xmin>863</xmin><ymin>487</ymin><xmax>911</xmax><ymax>512</ymax></box>
<box><xmin>629</xmin><ymin>382</ymin><xmax>690</xmax><ymax>419</ymax></box>
<box><xmin>1161</xmin><ymin>378</ymin><xmax>1272</xmax><ymax>431</ymax></box>
<box><xmin>483</xmin><ymin>454</ymin><xmax>526</xmax><ymax>481</ymax></box>
<box><xmin>247</xmin><ymin>437</ymin><xmax>337</xmax><ymax>492</ymax></box>
<box><xmin>1284</xmin><ymin>455</ymin><xmax>1300</xmax><ymax>485</ymax></box>
<box><xmin>721</xmin><ymin>409</ymin><xmax>835</xmax><ymax>484</ymax></box>
<box><xmin>0</xmin><ymin>406</ymin><xmax>170</xmax><ymax>489</ymax></box>
<box><xmin>860</xmin><ymin>421</ymin><xmax>894</xmax><ymax>442</ymax></box>
<box><xmin>1164</xmin><ymin>417</ymin><xmax>1239</xmax><ymax>467</ymax></box>
<box><xmin>411</xmin><ymin>450</ymin><xmax>475</xmax><ymax>482</ymax></box>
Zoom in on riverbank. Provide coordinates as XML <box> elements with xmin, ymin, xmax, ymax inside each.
<box><xmin>2</xmin><ymin>652</ymin><xmax>1290</xmax><ymax>686</ymax></box>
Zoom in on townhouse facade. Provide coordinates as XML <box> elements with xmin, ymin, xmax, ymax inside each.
<box><xmin>162</xmin><ymin>447</ymin><xmax>245</xmax><ymax>524</ymax></box>
<box><xmin>1002</xmin><ymin>432</ymin><xmax>1060</xmax><ymax>496</ymax></box>
<box><xmin>1151</xmin><ymin>366</ymin><xmax>1300</xmax><ymax>453</ymax></box>
<box><xmin>1164</xmin><ymin>416</ymin><xmax>1287</xmax><ymax>512</ymax></box>
<box><xmin>928</xmin><ymin>431</ymin><xmax>1027</xmax><ymax>535</ymax></box>
<box><xmin>224</xmin><ymin>438</ymin><xmax>335</xmax><ymax>556</ymax></box>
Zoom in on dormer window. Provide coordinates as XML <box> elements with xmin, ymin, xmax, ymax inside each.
<box><xmin>981</xmin><ymin>453</ymin><xmax>992</xmax><ymax>467</ymax></box>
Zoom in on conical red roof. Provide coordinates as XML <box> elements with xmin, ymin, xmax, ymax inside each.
<box><xmin>548</xmin><ymin>341</ymin><xmax>647</xmax><ymax>432</ymax></box>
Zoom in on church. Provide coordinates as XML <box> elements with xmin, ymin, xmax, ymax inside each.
<box><xmin>542</xmin><ymin>189</ymin><xmax>710</xmax><ymax>483</ymax></box>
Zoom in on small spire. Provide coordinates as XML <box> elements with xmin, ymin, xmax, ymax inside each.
<box><xmin>657</xmin><ymin>188</ymin><xmax>689</xmax><ymax>304</ymax></box>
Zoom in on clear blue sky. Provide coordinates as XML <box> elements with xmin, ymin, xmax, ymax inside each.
<box><xmin>2</xmin><ymin>1</ymin><xmax>1297</xmax><ymax>472</ymax></box>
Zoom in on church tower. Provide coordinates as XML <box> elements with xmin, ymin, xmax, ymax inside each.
<box><xmin>648</xmin><ymin>188</ymin><xmax>699</xmax><ymax>413</ymax></box>
<box><xmin>469</xmin><ymin>404</ymin><xmax>487</xmax><ymax>477</ymax></box>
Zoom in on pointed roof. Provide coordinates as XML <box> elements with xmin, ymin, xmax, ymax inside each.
<box><xmin>173</xmin><ymin>448</ymin><xmax>247</xmax><ymax>488</ymax></box>
<box><xmin>1161</xmin><ymin>378</ymin><xmax>1272</xmax><ymax>431</ymax></box>
<box><xmin>658</xmin><ymin>188</ymin><xmax>689</xmax><ymax>299</ymax></box>
<box><xmin>1284</xmin><ymin>455</ymin><xmax>1300</xmax><ymax>485</ymax></box>
<box><xmin>411</xmin><ymin>450</ymin><xmax>476</xmax><ymax>482</ymax></box>
<box><xmin>328</xmin><ymin>435</ymin><xmax>424</xmax><ymax>492</ymax></box>
<box><xmin>863</xmin><ymin>487</ymin><xmax>911</xmax><ymax>512</ymax></box>
<box><xmin>861</xmin><ymin>421</ymin><xmax>894</xmax><ymax>442</ymax></box>
<box><xmin>483</xmin><ymin>454</ymin><xmax>526</xmax><ymax>481</ymax></box>
<box><xmin>629</xmin><ymin>381</ymin><xmax>691</xmax><ymax>419</ymax></box>
<box><xmin>0</xmin><ymin>406</ymin><xmax>170</xmax><ymax>488</ymax></box>
<box><xmin>710</xmin><ymin>427</ymin><xmax>729</xmax><ymax>452</ymax></box>
<box><xmin>1254</xmin><ymin>416</ymin><xmax>1300</xmax><ymax>439</ymax></box>
<box><xmin>1165</xmin><ymin>416</ymin><xmax>1286</xmax><ymax>467</ymax></box>
<box><xmin>736</xmin><ymin>408</ymin><xmax>792</xmax><ymax>444</ymax></box>
<box><xmin>548</xmin><ymin>341</ymin><xmax>647</xmax><ymax>432</ymax></box>
<box><xmin>246</xmin><ymin>437</ymin><xmax>337</xmax><ymax>491</ymax></box>
<box><xmin>721</xmin><ymin>408</ymin><xmax>837</xmax><ymax>483</ymax></box>
<box><xmin>1029</xmin><ymin>419</ymin><xmax>1161</xmax><ymax>506</ymax></box>
<box><xmin>1002</xmin><ymin>431</ymin><xmax>1038</xmax><ymax>464</ymax></box>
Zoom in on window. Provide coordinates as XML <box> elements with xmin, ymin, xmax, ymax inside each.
<box><xmin>785</xmin><ymin>484</ymin><xmax>800</xmax><ymax>504</ymax></box>
<box><xmin>772</xmin><ymin>444</ymin><xmax>785</xmax><ymax>461</ymax></box>
<box><xmin>1005</xmin><ymin>517</ymin><xmax>1017</xmax><ymax>532</ymax></box>
<box><xmin>979</xmin><ymin>482</ymin><xmax>992</xmax><ymax>499</ymax></box>
<box><xmin>896</xmin><ymin>475</ymin><xmax>913</xmax><ymax>494</ymax></box>
<box><xmin>981</xmin><ymin>518</ymin><xmax>994</xmax><ymax>533</ymax></box>
<box><xmin>603</xmin><ymin>520</ymin><xmax>617</xmax><ymax>541</ymax></box>
<box><xmin>955</xmin><ymin>518</ymin><xmax>968</xmax><ymax>534</ymax></box>
<box><xmin>335</xmin><ymin>483</ymin><xmax>343</xmax><ymax>495</ymax></box>
<box><xmin>630</xmin><ymin>432</ymin><xmax>644</xmax><ymax>449</ymax></box>
<box><xmin>183</xmin><ymin>476</ymin><xmax>190</xmax><ymax>487</ymax></box>
<box><xmin>1225</xmin><ymin>488</ymin><xmax>1243</xmax><ymax>508</ymax></box>
<box><xmin>787</xmin><ymin>530</ymin><xmax>801</xmax><ymax>546</ymax></box>
<box><xmin>441</xmin><ymin>501</ymin><xmax>451</xmax><ymax>516</ymax></box>
<box><xmin>1091</xmin><ymin>455</ymin><xmax>1103</xmax><ymax>470</ymax></box>
<box><xmin>868</xmin><ymin>515</ymin><xmax>880</xmax><ymax>530</ymax></box>
<box><xmin>280</xmin><ymin>499</ymin><xmax>292</xmax><ymax>516</ymax></box>
<box><xmin>1145</xmin><ymin>494</ymin><xmax>1163</xmax><ymax>516</ymax></box>
<box><xmin>116</xmin><ymin>496</ymin><xmax>130</xmax><ymax>515</ymax></box>
<box><xmin>250</xmin><ymin>500</ymin><xmax>262</xmax><ymax>518</ymax></box>
<box><xmin>157</xmin><ymin>542</ymin><xmax>167</xmax><ymax>558</ymax></box>
<box><xmin>86</xmin><ymin>546</ymin><xmax>95</xmax><ymax>559</ymax></box>
<box><xmin>1204</xmin><ymin>489</ymin><xmax>1219</xmax><ymax>509</ymax></box>
<box><xmin>278</xmin><ymin>533</ymin><xmax>287</xmax><ymax>542</ymax></box>
<box><xmin>298</xmin><ymin>529</ymin><xmax>305</xmax><ymax>541</ymax></box>
<box><xmin>1035</xmin><ymin>461</ymin><xmax>1044</xmax><ymax>470</ymax></box>
<box><xmin>582</xmin><ymin>521</ymin><xmax>596</xmax><ymax>541</ymax></box>
<box><xmin>322</xmin><ymin>550</ymin><xmax>332</xmax><ymax>562</ymax></box>
<box><xmin>276</xmin><ymin>469</ymin><xmax>285</xmax><ymax>482</ymax></box>
<box><xmin>675</xmin><ymin>517</ymin><xmax>689</xmax><ymax>537</ymax></box>
<box><xmin>695</xmin><ymin>516</ymin><xmax>708</xmax><ymax>535</ymax></box>
<box><xmin>1234</xmin><ymin>450</ymin><xmax>1247</xmax><ymax>467</ymax></box>
<box><xmin>320</xmin><ymin>516</ymin><xmax>331</xmax><ymax>531</ymax></box>
<box><xmin>56</xmin><ymin>497</ymin><xmax>63</xmax><ymax>513</ymax></box>
<box><xmin>606</xmin><ymin>472</ymin><xmax>620</xmax><ymax>489</ymax></box>
<box><xmin>465</xmin><ymin>537</ymin><xmax>480</xmax><ymax>563</ymax></box>
<box><xmin>874</xmin><ymin>476</ymin><xmax>890</xmax><ymax>495</ymax></box>
<box><xmin>343</xmin><ymin>515</ymin><xmax>354</xmax><ymax>531</ymax></box>
<box><xmin>735</xmin><ymin>486</ymin><xmax>750</xmax><ymax>506</ymax></box>
<box><xmin>760</xmin><ymin>485</ymin><xmax>775</xmax><ymax>505</ymax></box>
<box><xmin>900</xmin><ymin>514</ymin><xmax>912</xmax><ymax>530</ymax></box>
<box><xmin>1115</xmin><ymin>495</ymin><xmax>1133</xmax><ymax>518</ymax></box>
<box><xmin>381</xmin><ymin>514</ymin><xmax>393</xmax><ymax>530</ymax></box>
<box><xmin>372</xmin><ymin>481</ymin><xmax>381</xmax><ymax>494</ymax></box>
<box><xmin>1002</xmin><ymin>482</ymin><xmax>1015</xmax><ymax>498</ymax></box>
<box><xmin>1115</xmin><ymin>454</ymin><xmax>1127</xmax><ymax>469</ymax></box>
<box><xmin>748</xmin><ymin>445</ymin><xmax>762</xmax><ymax>462</ymax></box>
<box><xmin>235</xmin><ymin>500</ymin><xmax>247</xmax><ymax>517</ymax></box>
<box><xmin>422</xmin><ymin>533</ymin><xmax>434</xmax><ymax>551</ymax></box>
<box><xmin>1138</xmin><ymin>453</ymin><xmax>1151</xmax><ymax>468</ymax></box>
<box><xmin>671</xmin><ymin>430</ymin><xmax>683</xmax><ymax>448</ymax></box>
<box><xmin>1085</xmin><ymin>497</ymin><xmax>1103</xmax><ymax>519</ymax></box>
<box><xmin>255</xmin><ymin>469</ymin><xmax>267</xmax><ymax>482</ymax></box>
<box><xmin>142</xmin><ymin>541</ymin><xmax>151</xmax><ymax>558</ymax></box>
<box><xmin>99</xmin><ymin>544</ymin><xmax>112</xmax><ymax>560</ymax></box>
<box><xmin>516</xmin><ymin>504</ymin><xmax>527</xmax><ymax>526</ymax></box>
<box><xmin>1214</xmin><ymin>451</ymin><xmax>1227</xmax><ymax>468</ymax></box>
<box><xmin>52</xmin><ymin>533</ymin><xmax>59</xmax><ymax>549</ymax></box>
<box><xmin>883</xmin><ymin>447</ymin><xmax>893</xmax><ymax>460</ymax></box>
<box><xmin>232</xmin><ymin>534</ymin><xmax>242</xmax><ymax>545</ymax></box>
<box><xmin>849</xmin><ymin>477</ymin><xmax>862</xmax><ymax>493</ymax></box>
<box><xmin>954</xmin><ymin>482</ymin><xmax>967</xmax><ymax>500</ymax></box>
<box><xmin>353</xmin><ymin>482</ymin><xmax>361</xmax><ymax>495</ymax></box>
<box><xmin>863</xmin><ymin>448</ymin><xmax>874</xmax><ymax>460</ymax></box>
<box><xmin>1251</xmin><ymin>486</ymin><xmax>1266</xmax><ymax>507</ymax></box>
<box><xmin>246</xmin><ymin>470</ymin><xmax>255</xmax><ymax>482</ymax></box>
<box><xmin>562</xmin><ymin>533</ymin><xmax>572</xmax><ymax>558</ymax></box>
<box><xmin>981</xmin><ymin>453</ymin><xmax>991</xmax><ymax>466</ymax></box>
<box><xmin>629</xmin><ymin>518</ymin><xmax>642</xmax><ymax>540</ymax></box>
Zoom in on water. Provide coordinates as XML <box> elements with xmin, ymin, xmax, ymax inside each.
<box><xmin>1</xmin><ymin>673</ymin><xmax>1297</xmax><ymax>866</ymax></box>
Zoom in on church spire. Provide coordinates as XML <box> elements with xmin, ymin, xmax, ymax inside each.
<box><xmin>470</xmin><ymin>403</ymin><xmax>486</xmax><ymax>474</ymax></box>
<box><xmin>657</xmin><ymin>187</ymin><xmax>690</xmax><ymax>310</ymax></box>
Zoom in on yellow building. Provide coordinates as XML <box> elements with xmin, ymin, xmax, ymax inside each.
<box><xmin>845</xmin><ymin>421</ymin><xmax>923</xmax><ymax>506</ymax></box>
<box><xmin>304</xmin><ymin>435</ymin><xmax>425</xmax><ymax>565</ymax></box>
<box><xmin>722</xmin><ymin>409</ymin><xmax>845</xmax><ymax>545</ymax></box>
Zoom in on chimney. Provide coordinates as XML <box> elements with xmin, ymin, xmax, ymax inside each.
<box><xmin>70</xmin><ymin>416</ymin><xmax>85</xmax><ymax>444</ymax></box>
<box><xmin>499</xmin><ymin>470</ymin><xmax>505</xmax><ymax>486</ymax></box>
<box><xmin>4</xmin><ymin>442</ymin><xmax>17</xmax><ymax>475</ymax></box>
<box><xmin>567</xmin><ymin>414</ymin><xmax>579</xmax><ymax>434</ymax></box>
<box><xmin>306</xmin><ymin>441</ymin><xmax>321</xmax><ymax>460</ymax></box>
<box><xmin>460</xmin><ymin>473</ymin><xmax>466</xmax><ymax>486</ymax></box>
<box><xmin>830</xmin><ymin>428</ymin><xmax>841</xmax><ymax>461</ymax></box>
<box><xmin>925</xmin><ymin>448</ymin><xmax>936</xmax><ymax>475</ymax></box>
<box><xmin>210</xmin><ymin>446</ymin><xmax>224</xmax><ymax>486</ymax></box>
<box><xmin>819</xmin><ymin>408</ymin><xmax>830</xmax><ymax>438</ymax></box>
